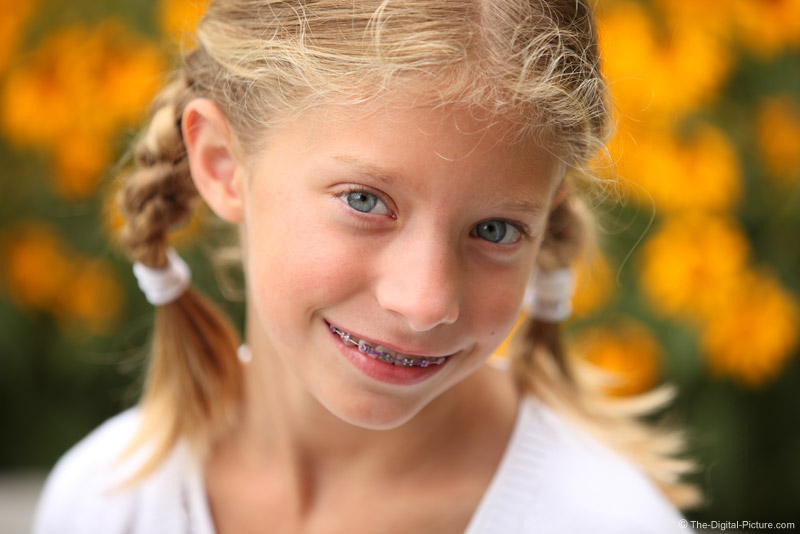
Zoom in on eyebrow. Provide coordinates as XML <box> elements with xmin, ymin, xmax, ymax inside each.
<box><xmin>331</xmin><ymin>155</ymin><xmax>401</xmax><ymax>185</ymax></box>
<box><xmin>492</xmin><ymin>196</ymin><xmax>544</xmax><ymax>215</ymax></box>
<box><xmin>332</xmin><ymin>154</ymin><xmax>546</xmax><ymax>215</ymax></box>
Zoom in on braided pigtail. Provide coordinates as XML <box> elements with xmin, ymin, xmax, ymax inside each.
<box><xmin>117</xmin><ymin>73</ymin><xmax>243</xmax><ymax>477</ymax></box>
<box><xmin>509</xmin><ymin>191</ymin><xmax>702</xmax><ymax>509</ymax></box>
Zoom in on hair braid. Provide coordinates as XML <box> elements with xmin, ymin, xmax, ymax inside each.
<box><xmin>116</xmin><ymin>73</ymin><xmax>243</xmax><ymax>478</ymax></box>
<box><xmin>118</xmin><ymin>76</ymin><xmax>195</xmax><ymax>267</ymax></box>
<box><xmin>509</xmin><ymin>192</ymin><xmax>702</xmax><ymax>509</ymax></box>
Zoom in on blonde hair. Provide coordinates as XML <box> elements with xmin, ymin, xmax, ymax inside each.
<box><xmin>117</xmin><ymin>0</ymin><xmax>700</xmax><ymax>507</ymax></box>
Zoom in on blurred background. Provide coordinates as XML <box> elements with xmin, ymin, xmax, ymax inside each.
<box><xmin>0</xmin><ymin>0</ymin><xmax>798</xmax><ymax>531</ymax></box>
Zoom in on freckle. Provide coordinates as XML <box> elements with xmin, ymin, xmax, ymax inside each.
<box><xmin>491</xmin><ymin>331</ymin><xmax>495</xmax><ymax>336</ymax></box>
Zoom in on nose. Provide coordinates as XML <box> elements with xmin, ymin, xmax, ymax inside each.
<box><xmin>375</xmin><ymin>234</ymin><xmax>460</xmax><ymax>332</ymax></box>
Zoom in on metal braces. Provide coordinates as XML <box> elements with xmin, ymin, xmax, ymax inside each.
<box><xmin>328</xmin><ymin>323</ymin><xmax>446</xmax><ymax>367</ymax></box>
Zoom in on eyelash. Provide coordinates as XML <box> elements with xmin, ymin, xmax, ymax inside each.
<box><xmin>334</xmin><ymin>186</ymin><xmax>533</xmax><ymax>244</ymax></box>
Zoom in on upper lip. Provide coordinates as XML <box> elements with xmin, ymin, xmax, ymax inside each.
<box><xmin>325</xmin><ymin>320</ymin><xmax>457</xmax><ymax>358</ymax></box>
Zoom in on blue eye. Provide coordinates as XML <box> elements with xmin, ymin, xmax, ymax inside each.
<box><xmin>472</xmin><ymin>220</ymin><xmax>522</xmax><ymax>244</ymax></box>
<box><xmin>339</xmin><ymin>190</ymin><xmax>392</xmax><ymax>216</ymax></box>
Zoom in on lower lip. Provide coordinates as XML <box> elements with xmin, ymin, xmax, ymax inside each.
<box><xmin>327</xmin><ymin>322</ymin><xmax>450</xmax><ymax>386</ymax></box>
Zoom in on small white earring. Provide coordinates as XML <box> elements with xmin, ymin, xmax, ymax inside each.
<box><xmin>237</xmin><ymin>345</ymin><xmax>252</xmax><ymax>364</ymax></box>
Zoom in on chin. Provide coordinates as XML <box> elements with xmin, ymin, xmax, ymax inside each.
<box><xmin>317</xmin><ymin>390</ymin><xmax>432</xmax><ymax>431</ymax></box>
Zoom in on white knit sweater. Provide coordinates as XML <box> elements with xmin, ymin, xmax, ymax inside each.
<box><xmin>34</xmin><ymin>396</ymin><xmax>689</xmax><ymax>533</ymax></box>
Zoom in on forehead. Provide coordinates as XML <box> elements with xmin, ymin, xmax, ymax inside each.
<box><xmin>249</xmin><ymin>92</ymin><xmax>564</xmax><ymax>204</ymax></box>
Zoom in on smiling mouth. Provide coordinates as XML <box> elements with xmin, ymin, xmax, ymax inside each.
<box><xmin>327</xmin><ymin>323</ymin><xmax>448</xmax><ymax>368</ymax></box>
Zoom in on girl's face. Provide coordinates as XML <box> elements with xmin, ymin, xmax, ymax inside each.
<box><xmin>240</xmin><ymin>96</ymin><xmax>564</xmax><ymax>429</ymax></box>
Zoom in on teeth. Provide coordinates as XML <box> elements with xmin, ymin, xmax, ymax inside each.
<box><xmin>328</xmin><ymin>324</ymin><xmax>447</xmax><ymax>367</ymax></box>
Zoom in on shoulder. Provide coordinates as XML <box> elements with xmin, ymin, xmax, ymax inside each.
<box><xmin>468</xmin><ymin>396</ymin><xmax>689</xmax><ymax>534</ymax></box>
<box><xmin>522</xmin><ymin>397</ymin><xmax>687</xmax><ymax>532</ymax></box>
<box><xmin>33</xmin><ymin>409</ymin><xmax>211</xmax><ymax>534</ymax></box>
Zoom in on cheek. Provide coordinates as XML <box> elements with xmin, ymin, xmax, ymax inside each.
<box><xmin>468</xmin><ymin>281</ymin><xmax>525</xmax><ymax>349</ymax></box>
<box><xmin>468</xmin><ymin>240</ymin><xmax>546</xmax><ymax>348</ymax></box>
<box><xmin>244</xmin><ymin>208</ymin><xmax>368</xmax><ymax>329</ymax></box>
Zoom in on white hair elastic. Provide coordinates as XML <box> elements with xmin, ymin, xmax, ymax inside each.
<box><xmin>132</xmin><ymin>247</ymin><xmax>191</xmax><ymax>306</ymax></box>
<box><xmin>523</xmin><ymin>267</ymin><xmax>575</xmax><ymax>323</ymax></box>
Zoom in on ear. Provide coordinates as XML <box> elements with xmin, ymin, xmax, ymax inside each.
<box><xmin>182</xmin><ymin>98</ymin><xmax>245</xmax><ymax>223</ymax></box>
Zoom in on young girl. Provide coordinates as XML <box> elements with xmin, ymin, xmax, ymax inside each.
<box><xmin>35</xmin><ymin>1</ymin><xmax>699</xmax><ymax>532</ymax></box>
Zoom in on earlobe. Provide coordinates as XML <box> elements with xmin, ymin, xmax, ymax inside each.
<box><xmin>182</xmin><ymin>98</ymin><xmax>245</xmax><ymax>223</ymax></box>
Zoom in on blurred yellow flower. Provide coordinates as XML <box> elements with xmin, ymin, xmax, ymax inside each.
<box><xmin>598</xmin><ymin>2</ymin><xmax>732</xmax><ymax>123</ymax></box>
<box><xmin>53</xmin><ymin>135</ymin><xmax>113</xmax><ymax>200</ymax></box>
<box><xmin>639</xmin><ymin>213</ymin><xmax>750</xmax><ymax>319</ymax></box>
<box><xmin>2</xmin><ymin>37</ymin><xmax>75</xmax><ymax>148</ymax></box>
<box><xmin>159</xmin><ymin>0</ymin><xmax>210</xmax><ymax>46</ymax></box>
<box><xmin>616</xmin><ymin>123</ymin><xmax>742</xmax><ymax>212</ymax></box>
<box><xmin>654</xmin><ymin>0</ymin><xmax>736</xmax><ymax>39</ymax></box>
<box><xmin>757</xmin><ymin>96</ymin><xmax>800</xmax><ymax>185</ymax></box>
<box><xmin>597</xmin><ymin>2</ymin><xmax>657</xmax><ymax>122</ymax></box>
<box><xmin>55</xmin><ymin>259</ymin><xmax>125</xmax><ymax>335</ymax></box>
<box><xmin>0</xmin><ymin>0</ymin><xmax>37</xmax><ymax>73</ymax></box>
<box><xmin>660</xmin><ymin>24</ymin><xmax>733</xmax><ymax>118</ymax></box>
<box><xmin>574</xmin><ymin>320</ymin><xmax>662</xmax><ymax>396</ymax></box>
<box><xmin>732</xmin><ymin>0</ymin><xmax>800</xmax><ymax>58</ymax></box>
<box><xmin>702</xmin><ymin>269</ymin><xmax>800</xmax><ymax>388</ymax></box>
<box><xmin>0</xmin><ymin>222</ymin><xmax>125</xmax><ymax>333</ymax></box>
<box><xmin>1</xmin><ymin>22</ymin><xmax>165</xmax><ymax>198</ymax></box>
<box><xmin>572</xmin><ymin>252</ymin><xmax>616</xmax><ymax>317</ymax></box>
<box><xmin>1</xmin><ymin>223</ymin><xmax>74</xmax><ymax>312</ymax></box>
<box><xmin>101</xmin><ymin>38</ymin><xmax>170</xmax><ymax>126</ymax></box>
